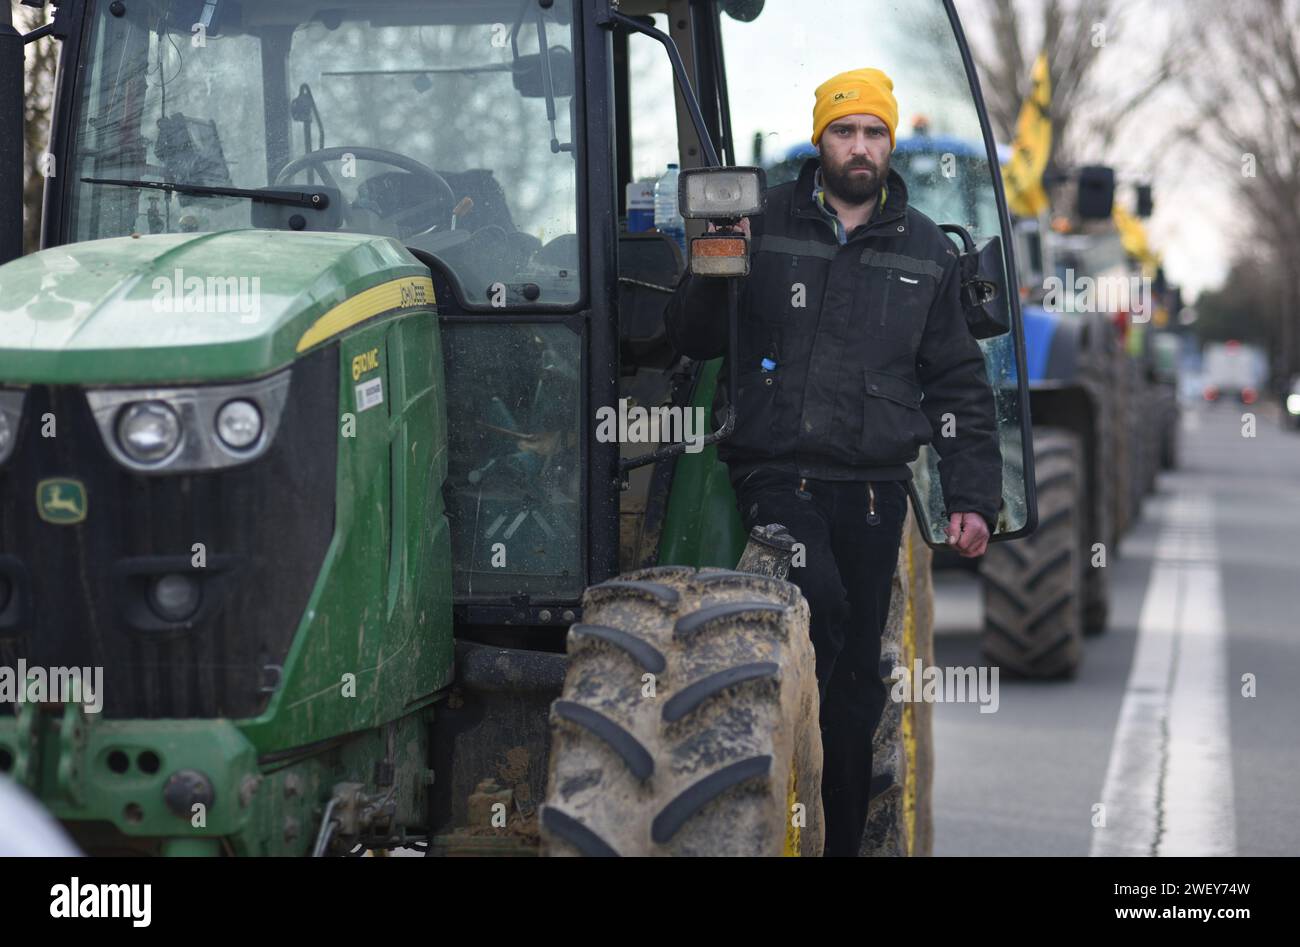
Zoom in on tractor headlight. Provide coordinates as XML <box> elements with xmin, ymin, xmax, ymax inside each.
<box><xmin>678</xmin><ymin>166</ymin><xmax>766</xmax><ymax>219</ymax></box>
<box><xmin>0</xmin><ymin>390</ymin><xmax>24</xmax><ymax>466</ymax></box>
<box><xmin>87</xmin><ymin>369</ymin><xmax>291</xmax><ymax>474</ymax></box>
<box><xmin>117</xmin><ymin>402</ymin><xmax>182</xmax><ymax>464</ymax></box>
<box><xmin>1287</xmin><ymin>393</ymin><xmax>1300</xmax><ymax>416</ymax></box>
<box><xmin>216</xmin><ymin>399</ymin><xmax>263</xmax><ymax>450</ymax></box>
<box><xmin>148</xmin><ymin>573</ymin><xmax>201</xmax><ymax>622</ymax></box>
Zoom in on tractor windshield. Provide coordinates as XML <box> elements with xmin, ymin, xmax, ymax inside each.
<box><xmin>63</xmin><ymin>0</ymin><xmax>580</xmax><ymax>308</ymax></box>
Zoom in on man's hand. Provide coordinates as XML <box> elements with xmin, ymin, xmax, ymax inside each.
<box><xmin>945</xmin><ymin>511</ymin><xmax>990</xmax><ymax>557</ymax></box>
<box><xmin>706</xmin><ymin>218</ymin><xmax>751</xmax><ymax>237</ymax></box>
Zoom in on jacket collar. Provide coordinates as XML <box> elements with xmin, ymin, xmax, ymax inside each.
<box><xmin>792</xmin><ymin>156</ymin><xmax>910</xmax><ymax>238</ymax></box>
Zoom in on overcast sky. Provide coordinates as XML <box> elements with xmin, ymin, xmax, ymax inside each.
<box><xmin>956</xmin><ymin>0</ymin><xmax>1236</xmax><ymax>299</ymax></box>
<box><xmin>702</xmin><ymin>0</ymin><xmax>1235</xmax><ymax>299</ymax></box>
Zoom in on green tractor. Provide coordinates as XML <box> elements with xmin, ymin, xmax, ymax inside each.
<box><xmin>0</xmin><ymin>0</ymin><xmax>1035</xmax><ymax>856</ymax></box>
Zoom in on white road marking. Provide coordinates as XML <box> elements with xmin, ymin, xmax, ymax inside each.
<box><xmin>1089</xmin><ymin>491</ymin><xmax>1235</xmax><ymax>856</ymax></box>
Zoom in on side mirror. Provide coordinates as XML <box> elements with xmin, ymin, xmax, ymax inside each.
<box><xmin>679</xmin><ymin>166</ymin><xmax>765</xmax><ymax>277</ymax></box>
<box><xmin>720</xmin><ymin>0</ymin><xmax>766</xmax><ymax>22</ymax></box>
<box><xmin>1076</xmin><ymin>165</ymin><xmax>1115</xmax><ymax>220</ymax></box>
<box><xmin>940</xmin><ymin>224</ymin><xmax>1010</xmax><ymax>339</ymax></box>
<box><xmin>1135</xmin><ymin>183</ymin><xmax>1153</xmax><ymax>218</ymax></box>
<box><xmin>513</xmin><ymin>46</ymin><xmax>574</xmax><ymax>98</ymax></box>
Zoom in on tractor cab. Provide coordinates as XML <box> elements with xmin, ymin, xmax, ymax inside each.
<box><xmin>52</xmin><ymin>0</ymin><xmax>594</xmax><ymax>614</ymax></box>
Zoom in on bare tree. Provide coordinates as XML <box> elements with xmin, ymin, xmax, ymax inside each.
<box><xmin>19</xmin><ymin>2</ymin><xmax>58</xmax><ymax>253</ymax></box>
<box><xmin>1182</xmin><ymin>0</ymin><xmax>1300</xmax><ymax>381</ymax></box>
<box><xmin>956</xmin><ymin>0</ymin><xmax>1192</xmax><ymax>172</ymax></box>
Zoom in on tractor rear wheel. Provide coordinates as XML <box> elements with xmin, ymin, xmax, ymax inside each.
<box><xmin>540</xmin><ymin>565</ymin><xmax>824</xmax><ymax>856</ymax></box>
<box><xmin>979</xmin><ymin>427</ymin><xmax>1085</xmax><ymax>679</ymax></box>
<box><xmin>1083</xmin><ymin>565</ymin><xmax>1110</xmax><ymax>636</ymax></box>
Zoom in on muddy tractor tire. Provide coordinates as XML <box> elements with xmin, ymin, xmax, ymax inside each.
<box><xmin>1159</xmin><ymin>399</ymin><xmax>1180</xmax><ymax>471</ymax></box>
<box><xmin>979</xmin><ymin>427</ymin><xmax>1085</xmax><ymax>679</ymax></box>
<box><xmin>863</xmin><ymin>505</ymin><xmax>934</xmax><ymax>856</ymax></box>
<box><xmin>1083</xmin><ymin>563</ymin><xmax>1110</xmax><ymax>636</ymax></box>
<box><xmin>540</xmin><ymin>564</ymin><xmax>824</xmax><ymax>856</ymax></box>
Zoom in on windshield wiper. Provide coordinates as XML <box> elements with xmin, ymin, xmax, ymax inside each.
<box><xmin>81</xmin><ymin>178</ymin><xmax>331</xmax><ymax>210</ymax></box>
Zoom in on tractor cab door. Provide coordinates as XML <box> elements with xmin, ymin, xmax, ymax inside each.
<box><xmin>713</xmin><ymin>0</ymin><xmax>1037</xmax><ymax>544</ymax></box>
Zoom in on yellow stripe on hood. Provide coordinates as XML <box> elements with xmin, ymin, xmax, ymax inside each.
<box><xmin>296</xmin><ymin>276</ymin><xmax>436</xmax><ymax>352</ymax></box>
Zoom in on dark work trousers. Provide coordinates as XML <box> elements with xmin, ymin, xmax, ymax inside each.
<box><xmin>734</xmin><ymin>467</ymin><xmax>909</xmax><ymax>857</ymax></box>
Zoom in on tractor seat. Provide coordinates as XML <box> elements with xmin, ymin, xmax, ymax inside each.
<box><xmin>618</xmin><ymin>231</ymin><xmax>683</xmax><ymax>372</ymax></box>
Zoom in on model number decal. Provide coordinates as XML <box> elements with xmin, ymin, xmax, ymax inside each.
<box><xmin>399</xmin><ymin>281</ymin><xmax>432</xmax><ymax>308</ymax></box>
<box><xmin>351</xmin><ymin>347</ymin><xmax>380</xmax><ymax>381</ymax></box>
<box><xmin>355</xmin><ymin>377</ymin><xmax>384</xmax><ymax>413</ymax></box>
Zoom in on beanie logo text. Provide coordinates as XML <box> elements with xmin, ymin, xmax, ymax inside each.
<box><xmin>831</xmin><ymin>89</ymin><xmax>860</xmax><ymax>102</ymax></box>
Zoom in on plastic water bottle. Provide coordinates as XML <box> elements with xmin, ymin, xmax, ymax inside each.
<box><xmin>654</xmin><ymin>163</ymin><xmax>686</xmax><ymax>256</ymax></box>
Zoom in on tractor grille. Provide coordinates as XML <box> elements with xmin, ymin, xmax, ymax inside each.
<box><xmin>0</xmin><ymin>347</ymin><xmax>338</xmax><ymax>719</ymax></box>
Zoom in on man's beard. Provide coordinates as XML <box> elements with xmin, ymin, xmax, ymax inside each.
<box><xmin>820</xmin><ymin>151</ymin><xmax>887</xmax><ymax>205</ymax></box>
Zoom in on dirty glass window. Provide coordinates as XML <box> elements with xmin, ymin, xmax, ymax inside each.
<box><xmin>440</xmin><ymin>323</ymin><xmax>583</xmax><ymax>599</ymax></box>
<box><xmin>64</xmin><ymin>0</ymin><xmax>580</xmax><ymax>308</ymax></box>
<box><xmin>627</xmin><ymin>15</ymin><xmax>680</xmax><ymax>184</ymax></box>
<box><xmin>718</xmin><ymin>0</ymin><xmax>1029</xmax><ymax>539</ymax></box>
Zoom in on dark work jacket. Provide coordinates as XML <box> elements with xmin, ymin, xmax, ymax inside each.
<box><xmin>663</xmin><ymin>157</ymin><xmax>1002</xmax><ymax>531</ymax></box>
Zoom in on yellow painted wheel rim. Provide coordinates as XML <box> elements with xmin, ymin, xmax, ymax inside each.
<box><xmin>782</xmin><ymin>760</ymin><xmax>801</xmax><ymax>856</ymax></box>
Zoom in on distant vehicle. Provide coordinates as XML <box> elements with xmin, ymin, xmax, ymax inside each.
<box><xmin>888</xmin><ymin>133</ymin><xmax>1132</xmax><ymax>678</ymax></box>
<box><xmin>1284</xmin><ymin>376</ymin><xmax>1300</xmax><ymax>431</ymax></box>
<box><xmin>1202</xmin><ymin>340</ymin><xmax>1267</xmax><ymax>404</ymax></box>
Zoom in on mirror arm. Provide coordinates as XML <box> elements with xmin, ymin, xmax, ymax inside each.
<box><xmin>19</xmin><ymin>0</ymin><xmax>76</xmax><ymax>46</ymax></box>
<box><xmin>22</xmin><ymin>22</ymin><xmax>54</xmax><ymax>43</ymax></box>
<box><xmin>597</xmin><ymin>8</ymin><xmax>719</xmax><ymax>168</ymax></box>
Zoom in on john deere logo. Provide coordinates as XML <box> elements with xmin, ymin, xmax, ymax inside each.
<box><xmin>36</xmin><ymin>478</ymin><xmax>87</xmax><ymax>525</ymax></box>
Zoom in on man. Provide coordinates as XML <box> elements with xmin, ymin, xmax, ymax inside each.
<box><xmin>663</xmin><ymin>67</ymin><xmax>1002</xmax><ymax>856</ymax></box>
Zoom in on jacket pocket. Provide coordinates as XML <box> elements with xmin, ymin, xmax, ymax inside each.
<box><xmin>859</xmin><ymin>249</ymin><xmax>941</xmax><ymax>349</ymax></box>
<box><xmin>862</xmin><ymin>368</ymin><xmax>929</xmax><ymax>458</ymax></box>
<box><xmin>753</xmin><ymin>239</ymin><xmax>835</xmax><ymax>335</ymax></box>
<box><xmin>728</xmin><ymin>367</ymin><xmax>780</xmax><ymax>447</ymax></box>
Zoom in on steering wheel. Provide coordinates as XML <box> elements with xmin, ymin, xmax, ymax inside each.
<box><xmin>274</xmin><ymin>146</ymin><xmax>458</xmax><ymax>238</ymax></box>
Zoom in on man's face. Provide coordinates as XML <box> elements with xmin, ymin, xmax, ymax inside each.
<box><xmin>818</xmin><ymin>114</ymin><xmax>892</xmax><ymax>205</ymax></box>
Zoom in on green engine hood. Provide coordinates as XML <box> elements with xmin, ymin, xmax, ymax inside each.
<box><xmin>0</xmin><ymin>230</ymin><xmax>432</xmax><ymax>384</ymax></box>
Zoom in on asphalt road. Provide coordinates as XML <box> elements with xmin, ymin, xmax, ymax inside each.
<box><xmin>929</xmin><ymin>399</ymin><xmax>1300</xmax><ymax>856</ymax></box>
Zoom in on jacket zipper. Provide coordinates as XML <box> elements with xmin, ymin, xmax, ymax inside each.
<box><xmin>797</xmin><ymin>202</ymin><xmax>904</xmax><ymax>237</ymax></box>
<box><xmin>867</xmin><ymin>482</ymin><xmax>880</xmax><ymax>525</ymax></box>
<box><xmin>880</xmin><ymin>267</ymin><xmax>892</xmax><ymax>328</ymax></box>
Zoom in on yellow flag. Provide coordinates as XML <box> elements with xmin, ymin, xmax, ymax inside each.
<box><xmin>1001</xmin><ymin>53</ymin><xmax>1052</xmax><ymax>218</ymax></box>
<box><xmin>1112</xmin><ymin>202</ymin><xmax>1161</xmax><ymax>276</ymax></box>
